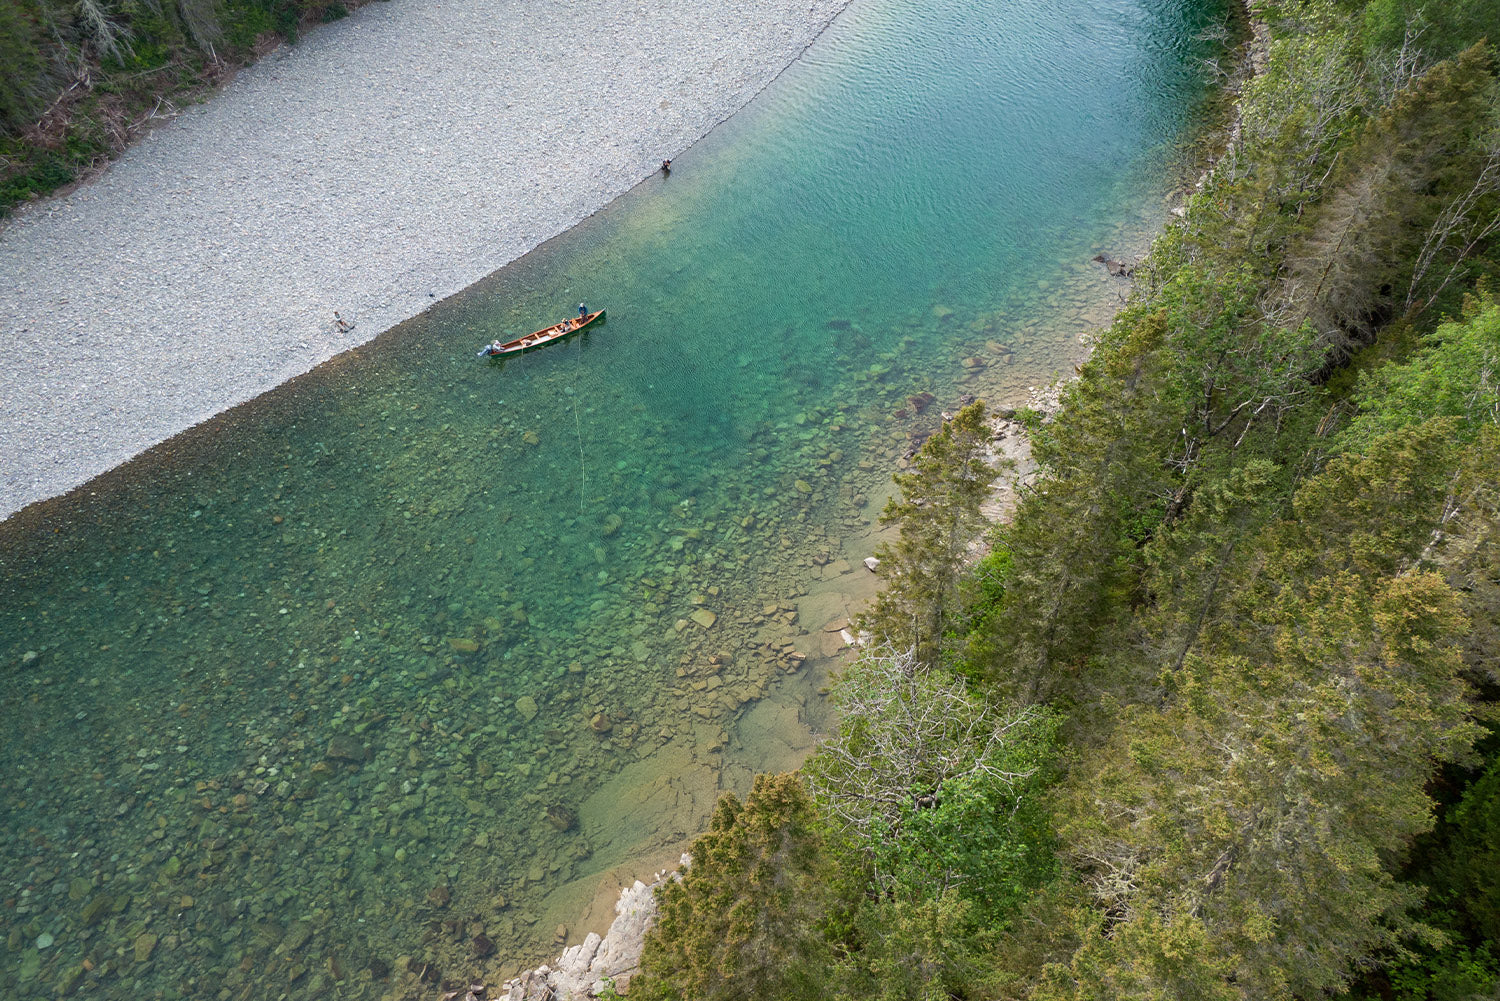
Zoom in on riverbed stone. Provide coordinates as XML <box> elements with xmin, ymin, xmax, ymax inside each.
<box><xmin>80</xmin><ymin>893</ymin><xmax>112</xmax><ymax>927</ymax></box>
<box><xmin>56</xmin><ymin>963</ymin><xmax>84</xmax><ymax>994</ymax></box>
<box><xmin>325</xmin><ymin>736</ymin><xmax>367</xmax><ymax>762</ymax></box>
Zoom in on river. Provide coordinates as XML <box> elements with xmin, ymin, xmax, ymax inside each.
<box><xmin>0</xmin><ymin>0</ymin><xmax>1225</xmax><ymax>995</ymax></box>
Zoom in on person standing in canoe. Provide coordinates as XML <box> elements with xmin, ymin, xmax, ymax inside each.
<box><xmin>578</xmin><ymin>303</ymin><xmax>587</xmax><ymax>319</ymax></box>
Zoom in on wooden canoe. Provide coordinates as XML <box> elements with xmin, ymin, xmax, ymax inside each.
<box><xmin>477</xmin><ymin>309</ymin><xmax>606</xmax><ymax>358</ymax></box>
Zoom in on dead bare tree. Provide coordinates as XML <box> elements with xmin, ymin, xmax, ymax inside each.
<box><xmin>74</xmin><ymin>0</ymin><xmax>134</xmax><ymax>64</ymax></box>
<box><xmin>1406</xmin><ymin>124</ymin><xmax>1500</xmax><ymax>313</ymax></box>
<box><xmin>804</xmin><ymin>646</ymin><xmax>1043</xmax><ymax>888</ymax></box>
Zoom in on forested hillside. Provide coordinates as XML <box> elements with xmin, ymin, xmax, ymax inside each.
<box><xmin>0</xmin><ymin>0</ymin><xmax>368</xmax><ymax>212</ymax></box>
<box><xmin>633</xmin><ymin>0</ymin><xmax>1500</xmax><ymax>998</ymax></box>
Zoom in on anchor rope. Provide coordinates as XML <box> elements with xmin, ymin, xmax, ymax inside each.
<box><xmin>571</xmin><ymin>339</ymin><xmax>587</xmax><ymax>515</ymax></box>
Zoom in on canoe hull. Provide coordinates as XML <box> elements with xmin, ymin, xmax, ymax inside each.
<box><xmin>480</xmin><ymin>310</ymin><xmax>606</xmax><ymax>358</ymax></box>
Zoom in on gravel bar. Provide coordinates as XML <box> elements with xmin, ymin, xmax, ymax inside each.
<box><xmin>0</xmin><ymin>0</ymin><xmax>848</xmax><ymax>521</ymax></box>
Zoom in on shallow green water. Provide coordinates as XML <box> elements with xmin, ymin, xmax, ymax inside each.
<box><xmin>0</xmin><ymin>0</ymin><xmax>1224</xmax><ymax>995</ymax></box>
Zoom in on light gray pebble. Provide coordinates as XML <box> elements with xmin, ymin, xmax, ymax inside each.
<box><xmin>0</xmin><ymin>0</ymin><xmax>849</xmax><ymax>520</ymax></box>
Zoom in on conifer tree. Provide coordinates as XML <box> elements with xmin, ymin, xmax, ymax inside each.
<box><xmin>1047</xmin><ymin>422</ymin><xmax>1480</xmax><ymax>999</ymax></box>
<box><xmin>862</xmin><ymin>401</ymin><xmax>999</xmax><ymax>669</ymax></box>
<box><xmin>634</xmin><ymin>774</ymin><xmax>831</xmax><ymax>1001</ymax></box>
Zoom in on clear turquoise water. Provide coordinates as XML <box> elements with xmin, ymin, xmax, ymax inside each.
<box><xmin>0</xmin><ymin>0</ymin><xmax>1224</xmax><ymax>995</ymax></box>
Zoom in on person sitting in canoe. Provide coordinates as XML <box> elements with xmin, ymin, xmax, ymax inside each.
<box><xmin>477</xmin><ymin>340</ymin><xmax>503</xmax><ymax>357</ymax></box>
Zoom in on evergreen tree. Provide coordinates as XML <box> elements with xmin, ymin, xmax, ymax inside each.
<box><xmin>862</xmin><ymin>401</ymin><xmax>1000</xmax><ymax>668</ymax></box>
<box><xmin>634</xmin><ymin>774</ymin><xmax>831</xmax><ymax>1001</ymax></box>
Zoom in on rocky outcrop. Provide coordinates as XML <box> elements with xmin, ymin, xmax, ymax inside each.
<box><xmin>1091</xmin><ymin>253</ymin><xmax>1136</xmax><ymax>278</ymax></box>
<box><xmin>500</xmin><ymin>860</ymin><xmax>687</xmax><ymax>1000</ymax></box>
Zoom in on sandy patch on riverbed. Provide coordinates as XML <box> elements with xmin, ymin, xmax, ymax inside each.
<box><xmin>0</xmin><ymin>0</ymin><xmax>847</xmax><ymax>520</ymax></box>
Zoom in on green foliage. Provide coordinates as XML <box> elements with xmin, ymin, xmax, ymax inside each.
<box><xmin>861</xmin><ymin>401</ymin><xmax>1001</xmax><ymax>668</ymax></box>
<box><xmin>875</xmin><ymin>762</ymin><xmax>1058</xmax><ymax>927</ymax></box>
<box><xmin>634</xmin><ymin>774</ymin><xmax>832</xmax><ymax>1001</ymax></box>
<box><xmin>979</xmin><ymin>312</ymin><xmax>1184</xmax><ymax>703</ymax></box>
<box><xmin>804</xmin><ymin>644</ymin><xmax>1061</xmax><ymax>998</ymax></box>
<box><xmin>1387</xmin><ymin>943</ymin><xmax>1500</xmax><ymax>1001</ymax></box>
<box><xmin>1343</xmin><ymin>297</ymin><xmax>1500</xmax><ymax>447</ymax></box>
<box><xmin>0</xmin><ymin>0</ymin><xmax>52</xmax><ymax>133</ymax></box>
<box><xmin>0</xmin><ymin>151</ymin><xmax>74</xmax><ymax>206</ymax></box>
<box><xmin>1362</xmin><ymin>0</ymin><xmax>1500</xmax><ymax>64</ymax></box>
<box><xmin>1227</xmin><ymin>22</ymin><xmax>1367</xmax><ymax>230</ymax></box>
<box><xmin>827</xmin><ymin>893</ymin><xmax>1008</xmax><ymax>1001</ymax></box>
<box><xmin>1436</xmin><ymin>756</ymin><xmax>1500</xmax><ymax>945</ymax></box>
<box><xmin>0</xmin><ymin>0</ymin><xmax>373</xmax><ymax>214</ymax></box>
<box><xmin>954</xmin><ymin>540</ymin><xmax>1012</xmax><ymax>675</ymax></box>
<box><xmin>1278</xmin><ymin>417</ymin><xmax>1467</xmax><ymax>578</ymax></box>
<box><xmin>1139</xmin><ymin>457</ymin><xmax>1283</xmax><ymax>680</ymax></box>
<box><xmin>1034</xmin><ymin>911</ymin><xmax>1241</xmax><ymax>1001</ymax></box>
<box><xmin>966</xmin><ymin>10</ymin><xmax>1500</xmax><ymax>994</ymax></box>
<box><xmin>1050</xmin><ymin>565</ymin><xmax>1476</xmax><ymax>996</ymax></box>
<box><xmin>805</xmin><ymin>646</ymin><xmax>1054</xmax><ymax>895</ymax></box>
<box><xmin>1340</xmin><ymin>743</ymin><xmax>1500</xmax><ymax>1001</ymax></box>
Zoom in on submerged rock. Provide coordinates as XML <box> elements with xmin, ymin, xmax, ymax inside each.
<box><xmin>80</xmin><ymin>893</ymin><xmax>113</xmax><ymax>927</ymax></box>
<box><xmin>325</xmin><ymin>736</ymin><xmax>368</xmax><ymax>763</ymax></box>
<box><xmin>545</xmin><ymin>804</ymin><xmax>577</xmax><ymax>832</ymax></box>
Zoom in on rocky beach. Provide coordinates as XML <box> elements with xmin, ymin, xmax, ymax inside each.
<box><xmin>0</xmin><ymin>0</ymin><xmax>848</xmax><ymax>521</ymax></box>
